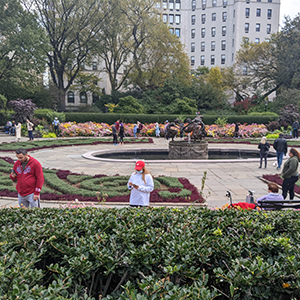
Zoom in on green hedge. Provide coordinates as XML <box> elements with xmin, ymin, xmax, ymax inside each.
<box><xmin>32</xmin><ymin>112</ymin><xmax>278</xmax><ymax>125</ymax></box>
<box><xmin>1</xmin><ymin>208</ymin><xmax>300</xmax><ymax>299</ymax></box>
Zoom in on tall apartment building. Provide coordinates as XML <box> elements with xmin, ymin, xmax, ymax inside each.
<box><xmin>161</xmin><ymin>0</ymin><xmax>280</xmax><ymax>70</ymax></box>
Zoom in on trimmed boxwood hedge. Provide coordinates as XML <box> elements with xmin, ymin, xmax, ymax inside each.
<box><xmin>0</xmin><ymin>208</ymin><xmax>300</xmax><ymax>299</ymax></box>
<box><xmin>33</xmin><ymin>112</ymin><xmax>278</xmax><ymax>125</ymax></box>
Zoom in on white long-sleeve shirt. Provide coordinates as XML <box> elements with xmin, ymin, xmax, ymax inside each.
<box><xmin>127</xmin><ymin>172</ymin><xmax>154</xmax><ymax>206</ymax></box>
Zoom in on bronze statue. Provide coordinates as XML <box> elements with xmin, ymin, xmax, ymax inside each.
<box><xmin>166</xmin><ymin>119</ymin><xmax>180</xmax><ymax>141</ymax></box>
<box><xmin>181</xmin><ymin>116</ymin><xmax>207</xmax><ymax>142</ymax></box>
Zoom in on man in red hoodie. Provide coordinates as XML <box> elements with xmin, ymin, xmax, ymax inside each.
<box><xmin>10</xmin><ymin>148</ymin><xmax>44</xmax><ymax>208</ymax></box>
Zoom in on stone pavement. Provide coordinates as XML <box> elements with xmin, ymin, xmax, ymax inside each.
<box><xmin>0</xmin><ymin>133</ymin><xmax>295</xmax><ymax>208</ymax></box>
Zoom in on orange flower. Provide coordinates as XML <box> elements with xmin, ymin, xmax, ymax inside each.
<box><xmin>282</xmin><ymin>283</ymin><xmax>290</xmax><ymax>288</ymax></box>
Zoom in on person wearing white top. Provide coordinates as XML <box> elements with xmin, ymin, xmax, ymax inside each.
<box><xmin>128</xmin><ymin>161</ymin><xmax>154</xmax><ymax>207</ymax></box>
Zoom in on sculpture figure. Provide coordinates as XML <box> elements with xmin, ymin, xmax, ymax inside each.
<box><xmin>166</xmin><ymin>119</ymin><xmax>180</xmax><ymax>141</ymax></box>
<box><xmin>181</xmin><ymin>116</ymin><xmax>207</xmax><ymax>142</ymax></box>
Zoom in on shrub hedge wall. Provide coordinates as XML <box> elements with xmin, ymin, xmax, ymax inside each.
<box><xmin>0</xmin><ymin>208</ymin><xmax>300</xmax><ymax>299</ymax></box>
<box><xmin>33</xmin><ymin>112</ymin><xmax>278</xmax><ymax>125</ymax></box>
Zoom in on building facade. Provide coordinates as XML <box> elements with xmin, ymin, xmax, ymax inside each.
<box><xmin>161</xmin><ymin>0</ymin><xmax>280</xmax><ymax>70</ymax></box>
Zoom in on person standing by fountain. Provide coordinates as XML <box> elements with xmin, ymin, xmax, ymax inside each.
<box><xmin>127</xmin><ymin>161</ymin><xmax>154</xmax><ymax>207</ymax></box>
<box><xmin>119</xmin><ymin>121</ymin><xmax>125</xmax><ymax>145</ymax></box>
<box><xmin>258</xmin><ymin>136</ymin><xmax>270</xmax><ymax>169</ymax></box>
<box><xmin>112</xmin><ymin>123</ymin><xmax>118</xmax><ymax>145</ymax></box>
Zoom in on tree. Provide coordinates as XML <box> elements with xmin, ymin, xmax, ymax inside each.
<box><xmin>26</xmin><ymin>0</ymin><xmax>112</xmax><ymax>110</ymax></box>
<box><xmin>113</xmin><ymin>96</ymin><xmax>143</xmax><ymax>114</ymax></box>
<box><xmin>8</xmin><ymin>99</ymin><xmax>37</xmax><ymax>122</ymax></box>
<box><xmin>0</xmin><ymin>0</ymin><xmax>48</xmax><ymax>95</ymax></box>
<box><xmin>170</xmin><ymin>97</ymin><xmax>197</xmax><ymax>115</ymax></box>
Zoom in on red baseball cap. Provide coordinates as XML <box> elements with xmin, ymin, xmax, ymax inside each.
<box><xmin>135</xmin><ymin>161</ymin><xmax>145</xmax><ymax>171</ymax></box>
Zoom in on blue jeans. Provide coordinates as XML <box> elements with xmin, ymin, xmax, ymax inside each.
<box><xmin>276</xmin><ymin>151</ymin><xmax>284</xmax><ymax>168</ymax></box>
<box><xmin>28</xmin><ymin>130</ymin><xmax>34</xmax><ymax>140</ymax></box>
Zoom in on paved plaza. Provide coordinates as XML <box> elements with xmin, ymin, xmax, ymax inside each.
<box><xmin>0</xmin><ymin>134</ymin><xmax>295</xmax><ymax>208</ymax></box>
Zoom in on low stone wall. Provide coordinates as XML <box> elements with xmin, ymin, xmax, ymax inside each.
<box><xmin>168</xmin><ymin>140</ymin><xmax>208</xmax><ymax>159</ymax></box>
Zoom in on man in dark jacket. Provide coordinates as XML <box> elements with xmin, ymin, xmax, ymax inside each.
<box><xmin>292</xmin><ymin>120</ymin><xmax>300</xmax><ymax>139</ymax></box>
<box><xmin>273</xmin><ymin>133</ymin><xmax>287</xmax><ymax>170</ymax></box>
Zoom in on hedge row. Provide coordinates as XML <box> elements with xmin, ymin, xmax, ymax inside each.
<box><xmin>33</xmin><ymin>112</ymin><xmax>278</xmax><ymax>125</ymax></box>
<box><xmin>1</xmin><ymin>208</ymin><xmax>300</xmax><ymax>299</ymax></box>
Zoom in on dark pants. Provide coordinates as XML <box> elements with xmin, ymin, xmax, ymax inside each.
<box><xmin>113</xmin><ymin>133</ymin><xmax>118</xmax><ymax>144</ymax></box>
<box><xmin>282</xmin><ymin>175</ymin><xmax>299</xmax><ymax>200</ymax></box>
<box><xmin>293</xmin><ymin>129</ymin><xmax>298</xmax><ymax>138</ymax></box>
<box><xmin>28</xmin><ymin>130</ymin><xmax>34</xmax><ymax>140</ymax></box>
<box><xmin>119</xmin><ymin>134</ymin><xmax>124</xmax><ymax>143</ymax></box>
<box><xmin>54</xmin><ymin>125</ymin><xmax>59</xmax><ymax>135</ymax></box>
<box><xmin>259</xmin><ymin>153</ymin><xmax>267</xmax><ymax>168</ymax></box>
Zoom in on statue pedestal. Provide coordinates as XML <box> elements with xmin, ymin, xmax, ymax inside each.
<box><xmin>168</xmin><ymin>141</ymin><xmax>208</xmax><ymax>159</ymax></box>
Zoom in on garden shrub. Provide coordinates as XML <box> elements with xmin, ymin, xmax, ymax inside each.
<box><xmin>1</xmin><ymin>208</ymin><xmax>300</xmax><ymax>299</ymax></box>
<box><xmin>156</xmin><ymin>176</ymin><xmax>184</xmax><ymax>188</ymax></box>
<box><xmin>158</xmin><ymin>189</ymin><xmax>192</xmax><ymax>199</ymax></box>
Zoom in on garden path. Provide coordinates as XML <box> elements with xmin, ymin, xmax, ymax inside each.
<box><xmin>0</xmin><ymin>134</ymin><xmax>296</xmax><ymax>208</ymax></box>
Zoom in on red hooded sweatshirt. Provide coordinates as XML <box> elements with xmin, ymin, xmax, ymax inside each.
<box><xmin>10</xmin><ymin>156</ymin><xmax>44</xmax><ymax>197</ymax></box>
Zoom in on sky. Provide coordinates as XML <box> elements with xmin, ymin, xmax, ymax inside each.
<box><xmin>280</xmin><ymin>0</ymin><xmax>300</xmax><ymax>27</ymax></box>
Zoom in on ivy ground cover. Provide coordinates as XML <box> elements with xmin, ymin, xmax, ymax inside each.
<box><xmin>0</xmin><ymin>207</ymin><xmax>300</xmax><ymax>299</ymax></box>
<box><xmin>0</xmin><ymin>138</ymin><xmax>153</xmax><ymax>152</ymax></box>
<box><xmin>0</xmin><ymin>158</ymin><xmax>202</xmax><ymax>203</ymax></box>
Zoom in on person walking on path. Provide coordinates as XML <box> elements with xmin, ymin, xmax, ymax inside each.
<box><xmin>112</xmin><ymin>123</ymin><xmax>118</xmax><ymax>145</ymax></box>
<box><xmin>164</xmin><ymin>120</ymin><xmax>169</xmax><ymax>139</ymax></box>
<box><xmin>255</xmin><ymin>182</ymin><xmax>284</xmax><ymax>210</ymax></box>
<box><xmin>258</xmin><ymin>136</ymin><xmax>270</xmax><ymax>168</ymax></box>
<box><xmin>10</xmin><ymin>148</ymin><xmax>44</xmax><ymax>208</ymax></box>
<box><xmin>127</xmin><ymin>161</ymin><xmax>154</xmax><ymax>207</ymax></box>
<box><xmin>281</xmin><ymin>148</ymin><xmax>300</xmax><ymax>200</ymax></box>
<box><xmin>15</xmin><ymin>122</ymin><xmax>21</xmax><ymax>142</ymax></box>
<box><xmin>133</xmin><ymin>124</ymin><xmax>137</xmax><ymax>138</ymax></box>
<box><xmin>52</xmin><ymin>117</ymin><xmax>60</xmax><ymax>136</ymax></box>
<box><xmin>119</xmin><ymin>122</ymin><xmax>125</xmax><ymax>145</ymax></box>
<box><xmin>27</xmin><ymin>119</ymin><xmax>34</xmax><ymax>141</ymax></box>
<box><xmin>292</xmin><ymin>120</ymin><xmax>300</xmax><ymax>139</ymax></box>
<box><xmin>155</xmin><ymin>122</ymin><xmax>160</xmax><ymax>137</ymax></box>
<box><xmin>273</xmin><ymin>133</ymin><xmax>287</xmax><ymax>170</ymax></box>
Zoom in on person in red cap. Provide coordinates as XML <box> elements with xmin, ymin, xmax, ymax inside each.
<box><xmin>127</xmin><ymin>160</ymin><xmax>154</xmax><ymax>207</ymax></box>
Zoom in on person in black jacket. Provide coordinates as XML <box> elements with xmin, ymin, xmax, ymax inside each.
<box><xmin>292</xmin><ymin>120</ymin><xmax>300</xmax><ymax>139</ymax></box>
<box><xmin>273</xmin><ymin>133</ymin><xmax>287</xmax><ymax>170</ymax></box>
<box><xmin>258</xmin><ymin>136</ymin><xmax>270</xmax><ymax>168</ymax></box>
<box><xmin>112</xmin><ymin>124</ymin><xmax>118</xmax><ymax>145</ymax></box>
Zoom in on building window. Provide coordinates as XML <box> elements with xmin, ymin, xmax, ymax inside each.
<box><xmin>211</xmin><ymin>55</ymin><xmax>215</xmax><ymax>65</ymax></box>
<box><xmin>233</xmin><ymin>10</ymin><xmax>235</xmax><ymax>18</ymax></box>
<box><xmin>267</xmin><ymin>9</ymin><xmax>272</xmax><ymax>19</ymax></box>
<box><xmin>201</xmin><ymin>28</ymin><xmax>205</xmax><ymax>38</ymax></box>
<box><xmin>169</xmin><ymin>14</ymin><xmax>174</xmax><ymax>24</ymax></box>
<box><xmin>222</xmin><ymin>12</ymin><xmax>227</xmax><ymax>22</ymax></box>
<box><xmin>255</xmin><ymin>38</ymin><xmax>260</xmax><ymax>44</ymax></box>
<box><xmin>267</xmin><ymin>24</ymin><xmax>271</xmax><ymax>34</ymax></box>
<box><xmin>233</xmin><ymin>24</ymin><xmax>235</xmax><ymax>32</ymax></box>
<box><xmin>256</xmin><ymin>23</ymin><xmax>260</xmax><ymax>32</ymax></box>
<box><xmin>202</xmin><ymin>14</ymin><xmax>206</xmax><ymax>24</ymax></box>
<box><xmin>221</xmin><ymin>40</ymin><xmax>226</xmax><ymax>50</ymax></box>
<box><xmin>223</xmin><ymin>0</ymin><xmax>227</xmax><ymax>6</ymax></box>
<box><xmin>191</xmin><ymin>42</ymin><xmax>195</xmax><ymax>52</ymax></box>
<box><xmin>246</xmin><ymin>0</ymin><xmax>250</xmax><ymax>3</ymax></box>
<box><xmin>211</xmin><ymin>41</ymin><xmax>215</xmax><ymax>51</ymax></box>
<box><xmin>67</xmin><ymin>91</ymin><xmax>74</xmax><ymax>103</ymax></box>
<box><xmin>169</xmin><ymin>28</ymin><xmax>174</xmax><ymax>34</ymax></box>
<box><xmin>265</xmin><ymin>38</ymin><xmax>270</xmax><ymax>42</ymax></box>
<box><xmin>221</xmin><ymin>54</ymin><xmax>225</xmax><ymax>64</ymax></box>
<box><xmin>232</xmin><ymin>53</ymin><xmax>234</xmax><ymax>62</ymax></box>
<box><xmin>244</xmin><ymin>37</ymin><xmax>249</xmax><ymax>43</ymax></box>
<box><xmin>212</xmin><ymin>0</ymin><xmax>217</xmax><ymax>7</ymax></box>
<box><xmin>163</xmin><ymin>0</ymin><xmax>167</xmax><ymax>9</ymax></box>
<box><xmin>268</xmin><ymin>0</ymin><xmax>272</xmax><ymax>2</ymax></box>
<box><xmin>201</xmin><ymin>55</ymin><xmax>205</xmax><ymax>65</ymax></box>
<box><xmin>175</xmin><ymin>0</ymin><xmax>181</xmax><ymax>10</ymax></box>
<box><xmin>245</xmin><ymin>8</ymin><xmax>250</xmax><ymax>18</ymax></box>
<box><xmin>257</xmin><ymin>8</ymin><xmax>261</xmax><ymax>17</ymax></box>
<box><xmin>243</xmin><ymin>66</ymin><xmax>248</xmax><ymax>75</ymax></box>
<box><xmin>222</xmin><ymin>26</ymin><xmax>226</xmax><ymax>36</ymax></box>
<box><xmin>80</xmin><ymin>92</ymin><xmax>87</xmax><ymax>104</ymax></box>
<box><xmin>175</xmin><ymin>28</ymin><xmax>180</xmax><ymax>37</ymax></box>
<box><xmin>191</xmin><ymin>15</ymin><xmax>196</xmax><ymax>25</ymax></box>
<box><xmin>191</xmin><ymin>56</ymin><xmax>195</xmax><ymax>66</ymax></box>
<box><xmin>201</xmin><ymin>42</ymin><xmax>205</xmax><ymax>51</ymax></box>
<box><xmin>232</xmin><ymin>39</ymin><xmax>234</xmax><ymax>47</ymax></box>
<box><xmin>192</xmin><ymin>0</ymin><xmax>196</xmax><ymax>10</ymax></box>
<box><xmin>163</xmin><ymin>14</ymin><xmax>167</xmax><ymax>23</ymax></box>
<box><xmin>212</xmin><ymin>13</ymin><xmax>216</xmax><ymax>21</ymax></box>
<box><xmin>169</xmin><ymin>0</ymin><xmax>174</xmax><ymax>10</ymax></box>
<box><xmin>191</xmin><ymin>29</ymin><xmax>195</xmax><ymax>38</ymax></box>
<box><xmin>92</xmin><ymin>93</ymin><xmax>99</xmax><ymax>103</ymax></box>
<box><xmin>202</xmin><ymin>0</ymin><xmax>206</xmax><ymax>9</ymax></box>
<box><xmin>257</xmin><ymin>0</ymin><xmax>261</xmax><ymax>2</ymax></box>
<box><xmin>211</xmin><ymin>27</ymin><xmax>216</xmax><ymax>37</ymax></box>
<box><xmin>92</xmin><ymin>62</ymin><xmax>97</xmax><ymax>70</ymax></box>
<box><xmin>175</xmin><ymin>14</ymin><xmax>180</xmax><ymax>24</ymax></box>
<box><xmin>245</xmin><ymin>23</ymin><xmax>249</xmax><ymax>33</ymax></box>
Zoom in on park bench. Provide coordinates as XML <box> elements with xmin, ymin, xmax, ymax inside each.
<box><xmin>257</xmin><ymin>200</ymin><xmax>300</xmax><ymax>210</ymax></box>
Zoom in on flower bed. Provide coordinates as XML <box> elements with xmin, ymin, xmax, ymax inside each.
<box><xmin>263</xmin><ymin>174</ymin><xmax>300</xmax><ymax>195</ymax></box>
<box><xmin>0</xmin><ymin>158</ymin><xmax>203</xmax><ymax>203</ymax></box>
<box><xmin>59</xmin><ymin>122</ymin><xmax>269</xmax><ymax>138</ymax></box>
<box><xmin>1</xmin><ymin>208</ymin><xmax>300</xmax><ymax>299</ymax></box>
